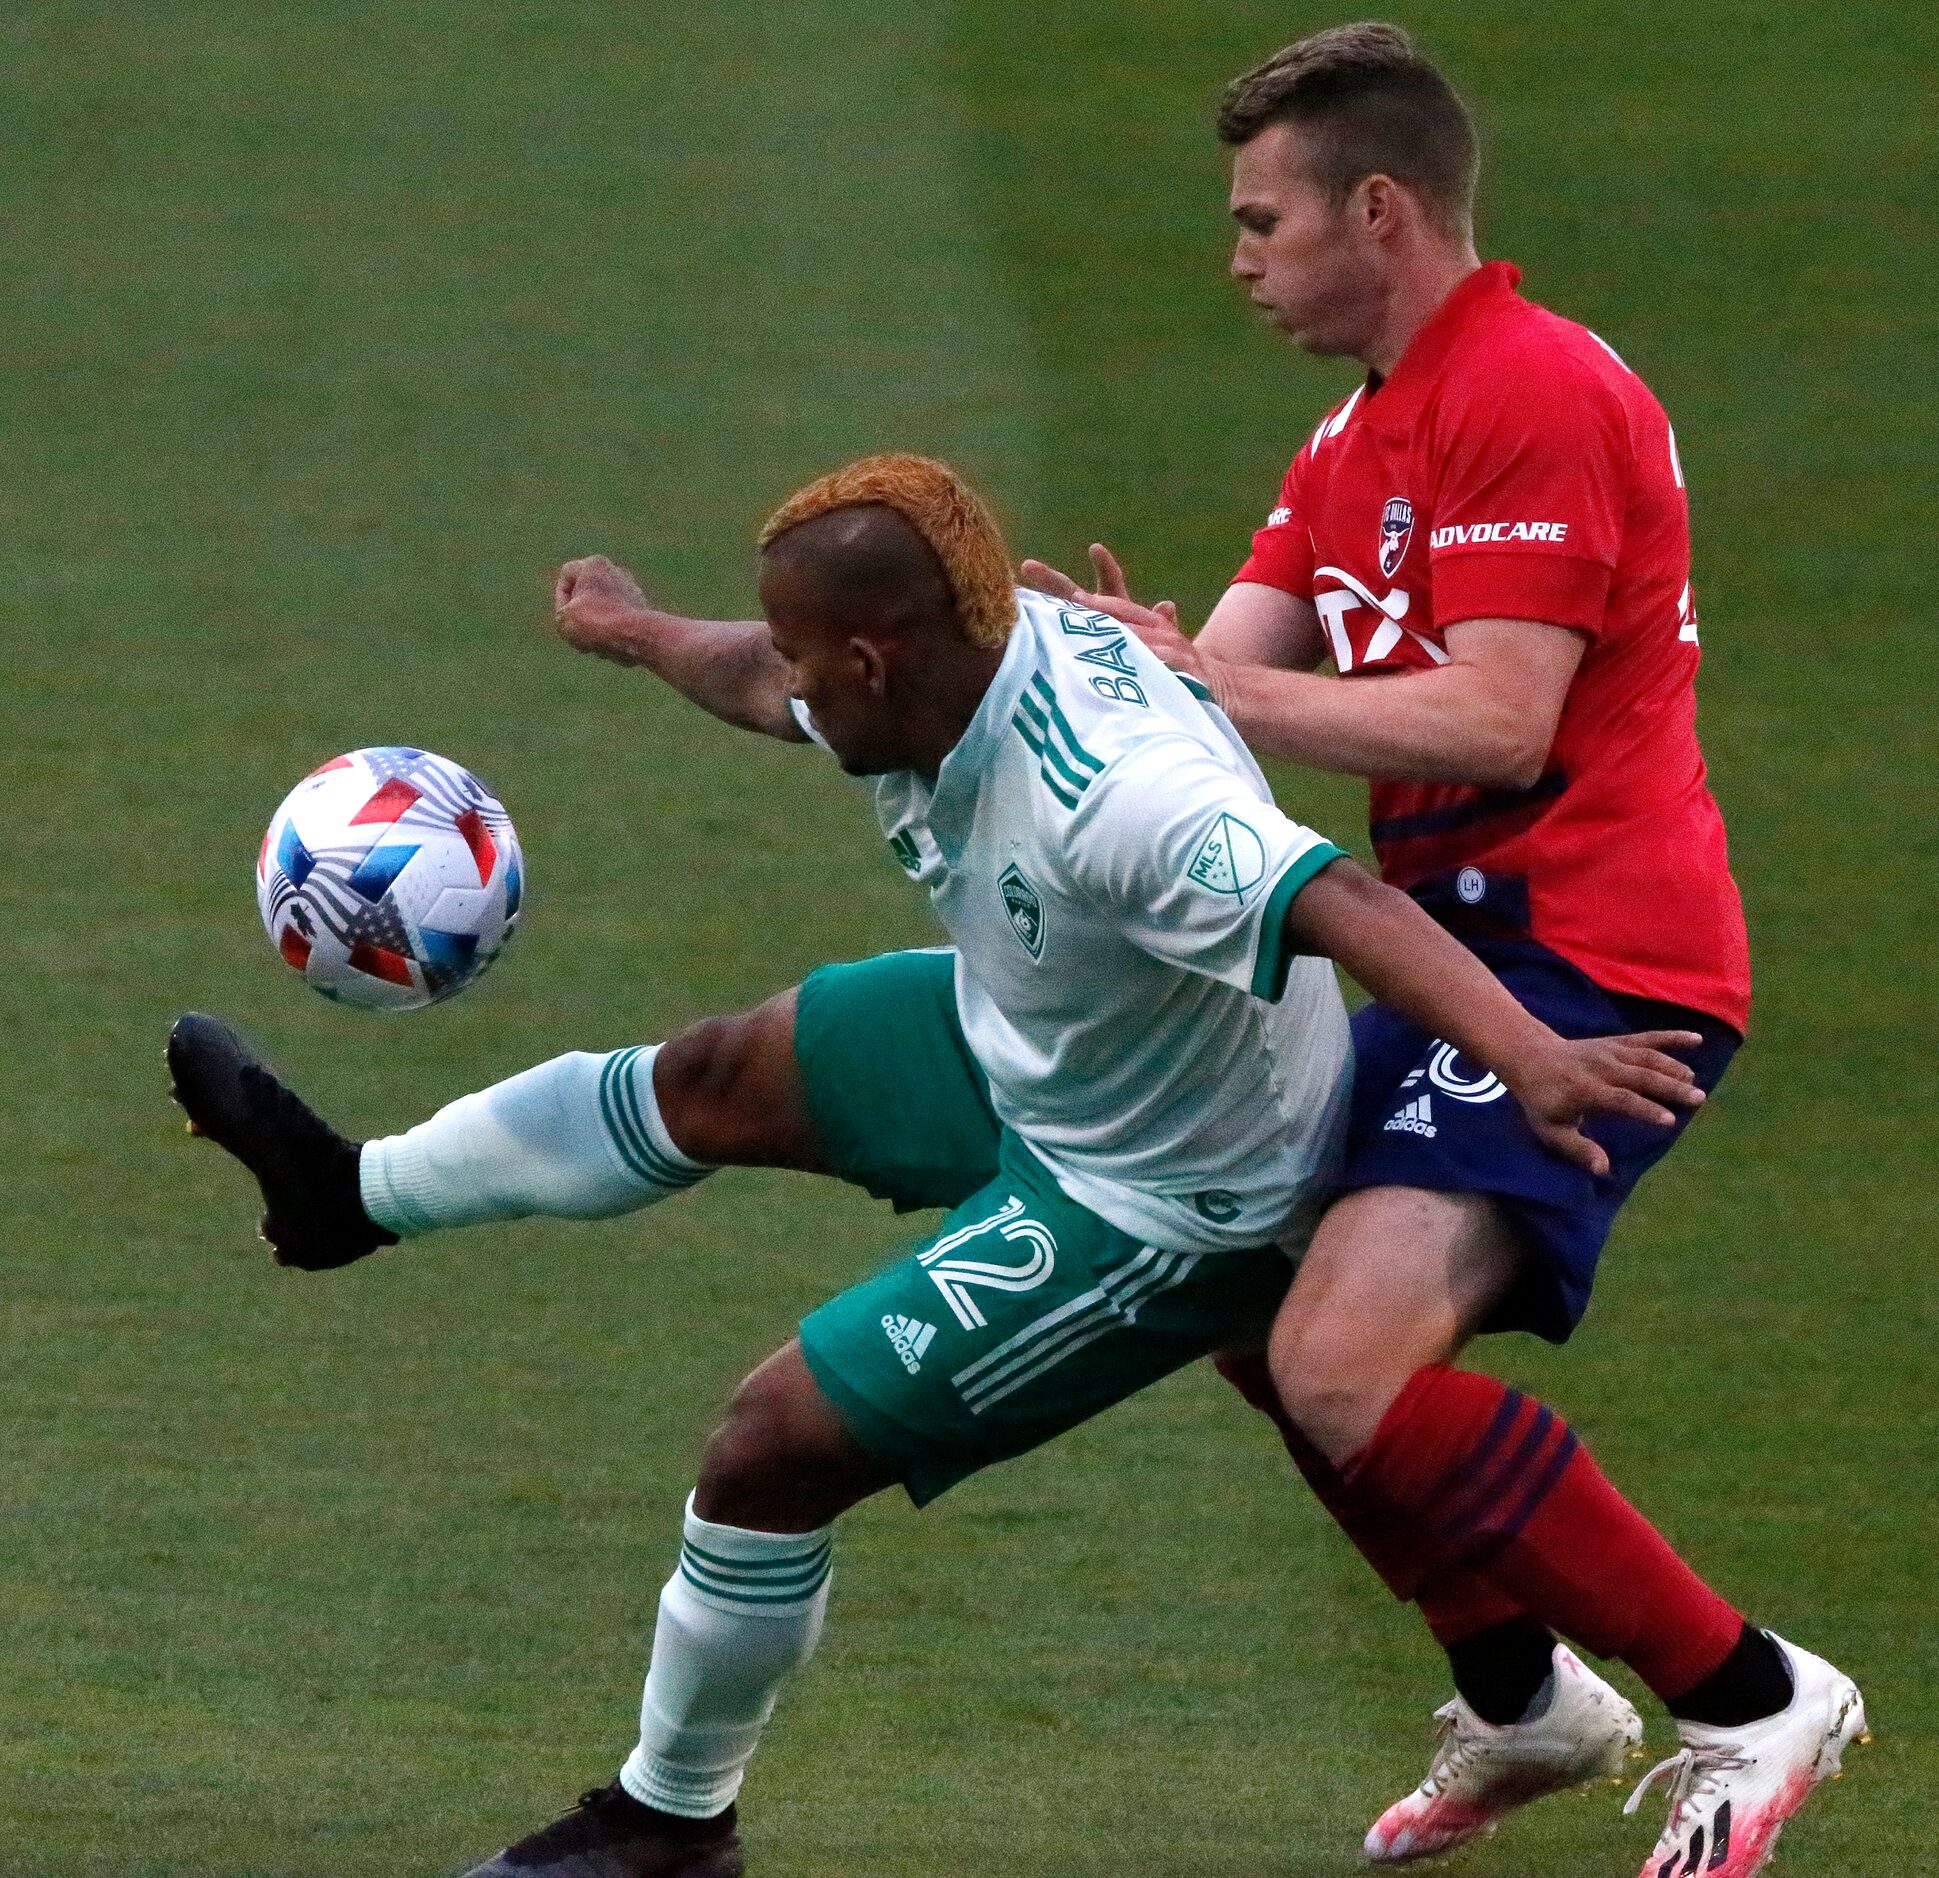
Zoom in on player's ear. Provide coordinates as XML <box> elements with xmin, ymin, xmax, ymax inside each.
<box><xmin>1360</xmin><ymin>173</ymin><xmax>1402</xmax><ymax>239</ymax></box>
<box><xmin>851</xmin><ymin>635</ymin><xmax>890</xmax><ymax>698</ymax></box>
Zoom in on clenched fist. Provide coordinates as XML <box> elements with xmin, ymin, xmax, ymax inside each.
<box><xmin>553</xmin><ymin>555</ymin><xmax>652</xmax><ymax>661</ymax></box>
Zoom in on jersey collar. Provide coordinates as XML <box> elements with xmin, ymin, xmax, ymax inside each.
<box><xmin>925</xmin><ymin>589</ymin><xmax>1034</xmax><ymax>862</ymax></box>
<box><xmin>1363</xmin><ymin>260</ymin><xmax>1521</xmax><ymax>434</ymax></box>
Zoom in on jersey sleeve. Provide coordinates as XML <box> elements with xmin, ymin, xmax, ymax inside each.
<box><xmin>1428</xmin><ymin>359</ymin><xmax>1630</xmax><ymax>634</ymax></box>
<box><xmin>1063</xmin><ymin>736</ymin><xmax>1346</xmax><ymax>1000</ymax></box>
<box><xmin>1231</xmin><ymin>455</ymin><xmax>1313</xmax><ymax>598</ymax></box>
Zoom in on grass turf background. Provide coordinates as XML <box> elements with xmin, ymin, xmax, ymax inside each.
<box><xmin>2</xmin><ymin>1</ymin><xmax>1933</xmax><ymax>1871</ymax></box>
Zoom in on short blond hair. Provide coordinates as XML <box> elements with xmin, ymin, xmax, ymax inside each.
<box><xmin>759</xmin><ymin>453</ymin><xmax>1017</xmax><ymax>650</ymax></box>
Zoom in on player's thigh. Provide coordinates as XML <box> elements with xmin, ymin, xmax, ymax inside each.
<box><xmin>801</xmin><ymin>1140</ymin><xmax>1292</xmax><ymax>1507</ymax></box>
<box><xmin>792</xmin><ymin>948</ymin><xmax>1003</xmax><ymax>1213</ymax></box>
<box><xmin>1269</xmin><ymin>1184</ymin><xmax>1521</xmax><ymax>1462</ymax></box>
<box><xmin>657</xmin><ymin>987</ymin><xmax>822</xmax><ymax>1169</ymax></box>
<box><xmin>1343</xmin><ymin>967</ymin><xmax>1738</xmax><ymax>1345</ymax></box>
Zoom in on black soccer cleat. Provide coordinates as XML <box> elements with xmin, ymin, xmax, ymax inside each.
<box><xmin>165</xmin><ymin>1011</ymin><xmax>396</xmax><ymax>1270</ymax></box>
<box><xmin>457</xmin><ymin>1784</ymin><xmax>743</xmax><ymax>1878</ymax></box>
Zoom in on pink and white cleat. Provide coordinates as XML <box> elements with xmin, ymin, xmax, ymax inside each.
<box><xmin>1623</xmin><ymin>1633</ymin><xmax>1867</xmax><ymax>1878</ymax></box>
<box><xmin>1366</xmin><ymin>1645</ymin><xmax>1643</xmax><ymax>1863</ymax></box>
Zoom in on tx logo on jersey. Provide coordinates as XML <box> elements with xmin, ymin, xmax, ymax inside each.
<box><xmin>1379</xmin><ymin>496</ymin><xmax>1414</xmax><ymax>578</ymax></box>
<box><xmin>999</xmin><ymin>863</ymin><xmax>1045</xmax><ymax>958</ymax></box>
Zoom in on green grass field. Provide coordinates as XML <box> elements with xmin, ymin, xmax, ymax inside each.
<box><xmin>4</xmin><ymin>2</ymin><xmax>1934</xmax><ymax>1872</ymax></box>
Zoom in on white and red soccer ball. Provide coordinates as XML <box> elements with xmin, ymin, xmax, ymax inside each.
<box><xmin>256</xmin><ymin>747</ymin><xmax>523</xmax><ymax>1011</ymax></box>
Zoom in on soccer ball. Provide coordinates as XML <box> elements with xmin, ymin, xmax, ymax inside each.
<box><xmin>256</xmin><ymin>747</ymin><xmax>524</xmax><ymax>1011</ymax></box>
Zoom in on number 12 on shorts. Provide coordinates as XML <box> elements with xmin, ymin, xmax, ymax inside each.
<box><xmin>917</xmin><ymin>1196</ymin><xmax>1058</xmax><ymax>1330</ymax></box>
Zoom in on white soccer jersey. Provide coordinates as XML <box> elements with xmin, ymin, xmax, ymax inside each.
<box><xmin>792</xmin><ymin>587</ymin><xmax>1352</xmax><ymax>1254</ymax></box>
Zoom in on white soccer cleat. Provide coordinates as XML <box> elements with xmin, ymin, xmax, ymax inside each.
<box><xmin>1365</xmin><ymin>1645</ymin><xmax>1643</xmax><ymax>1863</ymax></box>
<box><xmin>1623</xmin><ymin>1632</ymin><xmax>1867</xmax><ymax>1878</ymax></box>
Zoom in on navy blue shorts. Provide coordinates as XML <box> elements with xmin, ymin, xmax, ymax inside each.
<box><xmin>1340</xmin><ymin>937</ymin><xmax>1741</xmax><ymax>1343</ymax></box>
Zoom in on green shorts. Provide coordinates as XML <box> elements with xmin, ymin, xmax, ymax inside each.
<box><xmin>794</xmin><ymin>949</ymin><xmax>1294</xmax><ymax>1506</ymax></box>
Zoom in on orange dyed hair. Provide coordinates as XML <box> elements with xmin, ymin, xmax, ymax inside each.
<box><xmin>759</xmin><ymin>453</ymin><xmax>1017</xmax><ymax>649</ymax></box>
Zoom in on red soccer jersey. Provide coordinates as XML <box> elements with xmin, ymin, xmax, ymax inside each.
<box><xmin>1235</xmin><ymin>262</ymin><xmax>1750</xmax><ymax>1032</ymax></box>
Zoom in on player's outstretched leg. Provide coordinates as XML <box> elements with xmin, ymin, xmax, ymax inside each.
<box><xmin>166</xmin><ymin>994</ymin><xmax>814</xmax><ymax>1270</ymax></box>
<box><xmin>457</xmin><ymin>1344</ymin><xmax>894</xmax><ymax>1878</ymax></box>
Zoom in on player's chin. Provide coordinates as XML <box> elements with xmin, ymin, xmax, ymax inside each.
<box><xmin>836</xmin><ymin>745</ymin><xmax>895</xmax><ymax>778</ymax></box>
<box><xmin>1282</xmin><ymin>315</ymin><xmax>1357</xmax><ymax>358</ymax></box>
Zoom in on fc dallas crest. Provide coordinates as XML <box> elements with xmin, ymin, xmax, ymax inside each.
<box><xmin>1379</xmin><ymin>496</ymin><xmax>1414</xmax><ymax>578</ymax></box>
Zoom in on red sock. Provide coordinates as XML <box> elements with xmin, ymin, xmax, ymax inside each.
<box><xmin>1213</xmin><ymin>1352</ymin><xmax>1527</xmax><ymax>1648</ymax></box>
<box><xmin>1347</xmin><ymin>1366</ymin><xmax>1744</xmax><ymax>1704</ymax></box>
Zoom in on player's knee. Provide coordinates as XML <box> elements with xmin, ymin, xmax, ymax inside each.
<box><xmin>655</xmin><ymin>1011</ymin><xmax>779</xmax><ymax>1164</ymax></box>
<box><xmin>694</xmin><ymin>1355</ymin><xmax>858</xmax><ymax>1529</ymax></box>
<box><xmin>1268</xmin><ymin>1313</ymin><xmax>1395</xmax><ymax>1461</ymax></box>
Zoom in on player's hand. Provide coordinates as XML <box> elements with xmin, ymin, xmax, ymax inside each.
<box><xmin>1022</xmin><ymin>541</ymin><xmax>1138</xmax><ymax>605</ymax></box>
<box><xmin>553</xmin><ymin>554</ymin><xmax>651</xmax><ymax>659</ymax></box>
<box><xmin>1510</xmin><ymin>1031</ymin><xmax>1705</xmax><ymax>1178</ymax></box>
<box><xmin>1020</xmin><ymin>544</ymin><xmax>1232</xmax><ymax>708</ymax></box>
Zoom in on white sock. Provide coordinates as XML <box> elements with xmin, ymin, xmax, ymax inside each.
<box><xmin>619</xmin><ymin>1495</ymin><xmax>834</xmax><ymax>1818</ymax></box>
<box><xmin>358</xmin><ymin>1045</ymin><xmax>709</xmax><ymax>1237</ymax></box>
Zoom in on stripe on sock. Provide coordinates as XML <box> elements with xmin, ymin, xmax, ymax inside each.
<box><xmin>598</xmin><ymin>1048</ymin><xmax>708</xmax><ymax>1192</ymax></box>
<box><xmin>1442</xmin><ymin>1395</ymin><xmax>1558</xmax><ymax>1542</ymax></box>
<box><xmin>678</xmin><ymin>1536</ymin><xmax>832</xmax><ymax>1609</ymax></box>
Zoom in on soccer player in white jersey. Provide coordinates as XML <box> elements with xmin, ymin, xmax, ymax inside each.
<box><xmin>167</xmin><ymin>456</ymin><xmax>1704</xmax><ymax>1877</ymax></box>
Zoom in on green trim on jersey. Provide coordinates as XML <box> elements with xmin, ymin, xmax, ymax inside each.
<box><xmin>1176</xmin><ymin>672</ymin><xmax>1215</xmax><ymax>703</ymax></box>
<box><xmin>1248</xmin><ymin>843</ymin><xmax>1349</xmax><ymax>1000</ymax></box>
<box><xmin>1013</xmin><ymin>674</ymin><xmax>1105</xmax><ymax>809</ymax></box>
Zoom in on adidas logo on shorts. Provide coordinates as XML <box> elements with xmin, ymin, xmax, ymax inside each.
<box><xmin>1384</xmin><ymin>1094</ymin><xmax>1438</xmax><ymax>1139</ymax></box>
<box><xmin>882</xmin><ymin>1314</ymin><xmax>938</xmax><ymax>1374</ymax></box>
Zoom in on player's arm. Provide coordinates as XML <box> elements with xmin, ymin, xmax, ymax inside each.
<box><xmin>1202</xmin><ymin>616</ymin><xmax>1581</xmax><ymax>786</ymax></box>
<box><xmin>1074</xmin><ymin>740</ymin><xmax>1695</xmax><ymax>1175</ymax></box>
<box><xmin>1026</xmin><ymin>550</ymin><xmax>1583</xmax><ymax>789</ymax></box>
<box><xmin>1284</xmin><ymin>855</ymin><xmax>1701</xmax><ymax>1174</ymax></box>
<box><xmin>1196</xmin><ymin>579</ymin><xmax>1328</xmax><ymax>672</ymax></box>
<box><xmin>552</xmin><ymin>555</ymin><xmax>805</xmax><ymax>742</ymax></box>
<box><xmin>1029</xmin><ymin>575</ymin><xmax>1580</xmax><ymax>788</ymax></box>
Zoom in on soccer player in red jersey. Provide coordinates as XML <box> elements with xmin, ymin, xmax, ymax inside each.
<box><xmin>1026</xmin><ymin>25</ymin><xmax>1864</xmax><ymax>1876</ymax></box>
